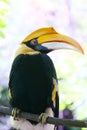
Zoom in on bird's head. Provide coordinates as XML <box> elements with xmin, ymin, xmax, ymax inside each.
<box><xmin>15</xmin><ymin>27</ymin><xmax>84</xmax><ymax>57</ymax></box>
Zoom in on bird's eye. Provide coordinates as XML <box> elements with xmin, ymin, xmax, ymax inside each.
<box><xmin>30</xmin><ymin>39</ymin><xmax>37</xmax><ymax>46</ymax></box>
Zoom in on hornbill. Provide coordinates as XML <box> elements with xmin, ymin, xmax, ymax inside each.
<box><xmin>8</xmin><ymin>27</ymin><xmax>84</xmax><ymax>130</ymax></box>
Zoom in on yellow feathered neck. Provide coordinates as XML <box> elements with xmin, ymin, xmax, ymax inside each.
<box><xmin>14</xmin><ymin>44</ymin><xmax>40</xmax><ymax>58</ymax></box>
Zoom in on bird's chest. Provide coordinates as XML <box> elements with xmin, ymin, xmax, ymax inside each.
<box><xmin>10</xmin><ymin>54</ymin><xmax>50</xmax><ymax>112</ymax></box>
<box><xmin>15</xmin><ymin>54</ymin><xmax>48</xmax><ymax>90</ymax></box>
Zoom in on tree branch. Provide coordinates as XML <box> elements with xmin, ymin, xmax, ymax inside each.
<box><xmin>0</xmin><ymin>105</ymin><xmax>87</xmax><ymax>128</ymax></box>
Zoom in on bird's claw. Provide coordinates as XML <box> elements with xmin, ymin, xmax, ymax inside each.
<box><xmin>39</xmin><ymin>113</ymin><xmax>49</xmax><ymax>124</ymax></box>
<box><xmin>12</xmin><ymin>108</ymin><xmax>21</xmax><ymax>120</ymax></box>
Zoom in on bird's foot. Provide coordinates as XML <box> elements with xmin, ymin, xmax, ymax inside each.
<box><xmin>39</xmin><ymin>113</ymin><xmax>49</xmax><ymax>124</ymax></box>
<box><xmin>12</xmin><ymin>108</ymin><xmax>21</xmax><ymax>120</ymax></box>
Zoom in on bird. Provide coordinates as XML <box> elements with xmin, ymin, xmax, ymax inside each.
<box><xmin>8</xmin><ymin>27</ymin><xmax>84</xmax><ymax>130</ymax></box>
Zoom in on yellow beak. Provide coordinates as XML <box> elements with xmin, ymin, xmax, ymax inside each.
<box><xmin>22</xmin><ymin>27</ymin><xmax>57</xmax><ymax>42</ymax></box>
<box><xmin>22</xmin><ymin>27</ymin><xmax>84</xmax><ymax>54</ymax></box>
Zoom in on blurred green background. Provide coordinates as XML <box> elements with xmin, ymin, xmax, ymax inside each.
<box><xmin>0</xmin><ymin>0</ymin><xmax>87</xmax><ymax>130</ymax></box>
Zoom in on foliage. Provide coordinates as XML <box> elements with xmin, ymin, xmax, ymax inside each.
<box><xmin>54</xmin><ymin>51</ymin><xmax>87</xmax><ymax>120</ymax></box>
<box><xmin>0</xmin><ymin>0</ymin><xmax>9</xmax><ymax>38</ymax></box>
<box><xmin>0</xmin><ymin>86</ymin><xmax>9</xmax><ymax>106</ymax></box>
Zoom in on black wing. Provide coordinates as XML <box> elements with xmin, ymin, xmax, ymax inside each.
<box><xmin>8</xmin><ymin>53</ymin><xmax>59</xmax><ymax>118</ymax></box>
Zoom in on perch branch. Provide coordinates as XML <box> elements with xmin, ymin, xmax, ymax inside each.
<box><xmin>0</xmin><ymin>105</ymin><xmax>87</xmax><ymax>128</ymax></box>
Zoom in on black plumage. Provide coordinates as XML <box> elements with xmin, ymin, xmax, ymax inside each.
<box><xmin>9</xmin><ymin>53</ymin><xmax>59</xmax><ymax>122</ymax></box>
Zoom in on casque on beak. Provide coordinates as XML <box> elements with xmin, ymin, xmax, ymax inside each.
<box><xmin>22</xmin><ymin>27</ymin><xmax>84</xmax><ymax>54</ymax></box>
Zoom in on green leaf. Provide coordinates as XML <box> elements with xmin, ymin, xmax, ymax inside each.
<box><xmin>0</xmin><ymin>9</ymin><xmax>8</xmax><ymax>16</ymax></box>
<box><xmin>0</xmin><ymin>31</ymin><xmax>5</xmax><ymax>38</ymax></box>
<box><xmin>0</xmin><ymin>19</ymin><xmax>6</xmax><ymax>28</ymax></box>
<box><xmin>1</xmin><ymin>0</ymin><xmax>9</xmax><ymax>4</ymax></box>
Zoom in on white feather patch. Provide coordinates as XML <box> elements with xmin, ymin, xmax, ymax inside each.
<box><xmin>11</xmin><ymin>108</ymin><xmax>55</xmax><ymax>130</ymax></box>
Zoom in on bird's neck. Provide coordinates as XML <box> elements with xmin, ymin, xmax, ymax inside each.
<box><xmin>14</xmin><ymin>44</ymin><xmax>40</xmax><ymax>58</ymax></box>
